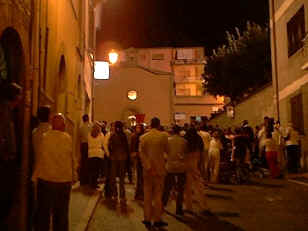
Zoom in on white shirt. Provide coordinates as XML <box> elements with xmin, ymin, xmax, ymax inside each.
<box><xmin>32</xmin><ymin>122</ymin><xmax>51</xmax><ymax>161</ymax></box>
<box><xmin>32</xmin><ymin>130</ymin><xmax>77</xmax><ymax>183</ymax></box>
<box><xmin>198</xmin><ymin>131</ymin><xmax>211</xmax><ymax>150</ymax></box>
<box><xmin>79</xmin><ymin>122</ymin><xmax>91</xmax><ymax>143</ymax></box>
<box><xmin>209</xmin><ymin>138</ymin><xmax>222</xmax><ymax>155</ymax></box>
<box><xmin>88</xmin><ymin>133</ymin><xmax>106</xmax><ymax>159</ymax></box>
<box><xmin>285</xmin><ymin>127</ymin><xmax>299</xmax><ymax>146</ymax></box>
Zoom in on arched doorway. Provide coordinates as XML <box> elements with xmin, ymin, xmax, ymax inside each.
<box><xmin>0</xmin><ymin>28</ymin><xmax>25</xmax><ymax>85</ymax></box>
<box><xmin>0</xmin><ymin>27</ymin><xmax>26</xmax><ymax>228</ymax></box>
<box><xmin>54</xmin><ymin>55</ymin><xmax>68</xmax><ymax>114</ymax></box>
<box><xmin>0</xmin><ymin>27</ymin><xmax>25</xmax><ymax>159</ymax></box>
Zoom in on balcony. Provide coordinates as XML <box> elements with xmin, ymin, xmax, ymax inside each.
<box><xmin>301</xmin><ymin>33</ymin><xmax>308</xmax><ymax>70</ymax></box>
<box><xmin>171</xmin><ymin>58</ymin><xmax>207</xmax><ymax>65</ymax></box>
<box><xmin>174</xmin><ymin>76</ymin><xmax>203</xmax><ymax>83</ymax></box>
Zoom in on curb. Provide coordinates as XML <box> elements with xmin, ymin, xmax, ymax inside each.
<box><xmin>288</xmin><ymin>179</ymin><xmax>308</xmax><ymax>187</ymax></box>
<box><xmin>74</xmin><ymin>190</ymin><xmax>102</xmax><ymax>231</ymax></box>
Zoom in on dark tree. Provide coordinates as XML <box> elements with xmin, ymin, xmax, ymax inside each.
<box><xmin>203</xmin><ymin>22</ymin><xmax>272</xmax><ymax>102</ymax></box>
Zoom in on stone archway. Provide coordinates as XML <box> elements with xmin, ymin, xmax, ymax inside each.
<box><xmin>0</xmin><ymin>27</ymin><xmax>25</xmax><ymax>156</ymax></box>
<box><xmin>0</xmin><ymin>27</ymin><xmax>26</xmax><ymax>228</ymax></box>
<box><xmin>0</xmin><ymin>27</ymin><xmax>25</xmax><ymax>85</ymax></box>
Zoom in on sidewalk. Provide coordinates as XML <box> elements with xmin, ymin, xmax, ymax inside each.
<box><xmin>70</xmin><ymin>183</ymin><xmax>102</xmax><ymax>231</ymax></box>
<box><xmin>288</xmin><ymin>172</ymin><xmax>308</xmax><ymax>186</ymax></box>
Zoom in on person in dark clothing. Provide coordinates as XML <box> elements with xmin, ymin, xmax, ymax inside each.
<box><xmin>184</xmin><ymin>127</ymin><xmax>207</xmax><ymax>212</ymax></box>
<box><xmin>232</xmin><ymin>128</ymin><xmax>248</xmax><ymax>163</ymax></box>
<box><xmin>131</xmin><ymin>124</ymin><xmax>145</xmax><ymax>200</ymax></box>
<box><xmin>162</xmin><ymin>125</ymin><xmax>188</xmax><ymax>215</ymax></box>
<box><xmin>108</xmin><ymin>121</ymin><xmax>129</xmax><ymax>204</ymax></box>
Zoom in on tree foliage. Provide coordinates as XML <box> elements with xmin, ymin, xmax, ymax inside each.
<box><xmin>203</xmin><ymin>22</ymin><xmax>272</xmax><ymax>102</ymax></box>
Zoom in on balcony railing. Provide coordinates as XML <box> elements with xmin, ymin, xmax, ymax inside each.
<box><xmin>175</xmin><ymin>76</ymin><xmax>203</xmax><ymax>82</ymax></box>
<box><xmin>301</xmin><ymin>33</ymin><xmax>308</xmax><ymax>70</ymax></box>
<box><xmin>171</xmin><ymin>59</ymin><xmax>207</xmax><ymax>65</ymax></box>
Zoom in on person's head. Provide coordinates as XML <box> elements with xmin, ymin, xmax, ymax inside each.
<box><xmin>91</xmin><ymin>123</ymin><xmax>101</xmax><ymax>137</ymax></box>
<box><xmin>114</xmin><ymin>121</ymin><xmax>124</xmax><ymax>133</ymax></box>
<box><xmin>37</xmin><ymin>105</ymin><xmax>51</xmax><ymax>123</ymax></box>
<box><xmin>172</xmin><ymin>125</ymin><xmax>181</xmax><ymax>135</ymax></box>
<box><xmin>151</xmin><ymin>117</ymin><xmax>160</xmax><ymax>129</ymax></box>
<box><xmin>212</xmin><ymin>131</ymin><xmax>219</xmax><ymax>138</ymax></box>
<box><xmin>242</xmin><ymin>120</ymin><xmax>248</xmax><ymax>127</ymax></box>
<box><xmin>82</xmin><ymin>114</ymin><xmax>89</xmax><ymax>123</ymax></box>
<box><xmin>2</xmin><ymin>82</ymin><xmax>23</xmax><ymax>108</ymax></box>
<box><xmin>136</xmin><ymin>123</ymin><xmax>144</xmax><ymax>134</ymax></box>
<box><xmin>234</xmin><ymin>127</ymin><xmax>242</xmax><ymax>135</ymax></box>
<box><xmin>110</xmin><ymin>122</ymin><xmax>115</xmax><ymax>133</ymax></box>
<box><xmin>51</xmin><ymin>113</ymin><xmax>65</xmax><ymax>131</ymax></box>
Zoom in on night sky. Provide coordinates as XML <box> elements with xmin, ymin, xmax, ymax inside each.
<box><xmin>96</xmin><ymin>0</ymin><xmax>269</xmax><ymax>57</ymax></box>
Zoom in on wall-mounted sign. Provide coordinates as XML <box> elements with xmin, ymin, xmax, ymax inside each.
<box><xmin>94</xmin><ymin>61</ymin><xmax>109</xmax><ymax>79</ymax></box>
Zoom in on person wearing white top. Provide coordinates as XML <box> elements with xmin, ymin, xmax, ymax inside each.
<box><xmin>88</xmin><ymin>123</ymin><xmax>106</xmax><ymax>189</ymax></box>
<box><xmin>198</xmin><ymin>126</ymin><xmax>211</xmax><ymax>179</ymax></box>
<box><xmin>285</xmin><ymin>122</ymin><xmax>300</xmax><ymax>173</ymax></box>
<box><xmin>34</xmin><ymin>114</ymin><xmax>77</xmax><ymax>231</ymax></box>
<box><xmin>208</xmin><ymin>131</ymin><xmax>223</xmax><ymax>183</ymax></box>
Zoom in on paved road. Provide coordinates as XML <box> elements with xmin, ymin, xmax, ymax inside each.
<box><xmin>87</xmin><ymin>178</ymin><xmax>308</xmax><ymax>231</ymax></box>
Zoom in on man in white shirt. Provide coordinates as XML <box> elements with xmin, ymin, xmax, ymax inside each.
<box><xmin>285</xmin><ymin>122</ymin><xmax>300</xmax><ymax>173</ymax></box>
<box><xmin>198</xmin><ymin>125</ymin><xmax>211</xmax><ymax>179</ymax></box>
<box><xmin>79</xmin><ymin>114</ymin><xmax>91</xmax><ymax>185</ymax></box>
<box><xmin>34</xmin><ymin>114</ymin><xmax>77</xmax><ymax>231</ymax></box>
<box><xmin>32</xmin><ymin>106</ymin><xmax>51</xmax><ymax>227</ymax></box>
<box><xmin>32</xmin><ymin>106</ymin><xmax>51</xmax><ymax>174</ymax></box>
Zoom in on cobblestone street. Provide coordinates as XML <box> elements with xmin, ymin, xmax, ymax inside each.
<box><xmin>84</xmin><ymin>178</ymin><xmax>308</xmax><ymax>231</ymax></box>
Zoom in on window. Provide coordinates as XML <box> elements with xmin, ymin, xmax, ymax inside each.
<box><xmin>152</xmin><ymin>53</ymin><xmax>164</xmax><ymax>60</ymax></box>
<box><xmin>291</xmin><ymin>94</ymin><xmax>304</xmax><ymax>134</ymax></box>
<box><xmin>175</xmin><ymin>83</ymin><xmax>202</xmax><ymax>96</ymax></box>
<box><xmin>287</xmin><ymin>6</ymin><xmax>306</xmax><ymax>57</ymax></box>
<box><xmin>94</xmin><ymin>61</ymin><xmax>109</xmax><ymax>79</ymax></box>
<box><xmin>127</xmin><ymin>90</ymin><xmax>137</xmax><ymax>101</ymax></box>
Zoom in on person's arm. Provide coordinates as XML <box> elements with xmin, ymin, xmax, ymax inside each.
<box><xmin>69</xmin><ymin>135</ymin><xmax>78</xmax><ymax>183</ymax></box>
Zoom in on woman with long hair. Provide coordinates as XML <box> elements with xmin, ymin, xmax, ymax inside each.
<box><xmin>184</xmin><ymin>127</ymin><xmax>208</xmax><ymax>213</ymax></box>
<box><xmin>108</xmin><ymin>121</ymin><xmax>129</xmax><ymax>204</ymax></box>
<box><xmin>131</xmin><ymin>124</ymin><xmax>145</xmax><ymax>200</ymax></box>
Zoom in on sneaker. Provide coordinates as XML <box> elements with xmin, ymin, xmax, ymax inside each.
<box><xmin>153</xmin><ymin>220</ymin><xmax>168</xmax><ymax>228</ymax></box>
<box><xmin>142</xmin><ymin>220</ymin><xmax>152</xmax><ymax>229</ymax></box>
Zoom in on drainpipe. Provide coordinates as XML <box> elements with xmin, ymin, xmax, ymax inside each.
<box><xmin>271</xmin><ymin>0</ymin><xmax>280</xmax><ymax>121</ymax></box>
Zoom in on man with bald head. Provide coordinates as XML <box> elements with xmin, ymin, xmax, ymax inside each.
<box><xmin>33</xmin><ymin>113</ymin><xmax>77</xmax><ymax>231</ymax></box>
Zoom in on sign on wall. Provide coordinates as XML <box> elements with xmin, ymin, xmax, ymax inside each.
<box><xmin>94</xmin><ymin>61</ymin><xmax>109</xmax><ymax>79</ymax></box>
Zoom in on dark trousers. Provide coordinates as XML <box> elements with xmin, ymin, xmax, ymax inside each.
<box><xmin>110</xmin><ymin>160</ymin><xmax>126</xmax><ymax>199</ymax></box>
<box><xmin>80</xmin><ymin>143</ymin><xmax>88</xmax><ymax>185</ymax></box>
<box><xmin>88</xmin><ymin>157</ymin><xmax>103</xmax><ymax>188</ymax></box>
<box><xmin>162</xmin><ymin>172</ymin><xmax>186</xmax><ymax>213</ymax></box>
<box><xmin>287</xmin><ymin>145</ymin><xmax>300</xmax><ymax>173</ymax></box>
<box><xmin>35</xmin><ymin>179</ymin><xmax>71</xmax><ymax>231</ymax></box>
<box><xmin>126</xmin><ymin>155</ymin><xmax>133</xmax><ymax>183</ymax></box>
<box><xmin>103</xmin><ymin>157</ymin><xmax>112</xmax><ymax>198</ymax></box>
<box><xmin>135</xmin><ymin>157</ymin><xmax>144</xmax><ymax>200</ymax></box>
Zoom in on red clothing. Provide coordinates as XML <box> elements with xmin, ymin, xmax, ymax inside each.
<box><xmin>266</xmin><ymin>151</ymin><xmax>280</xmax><ymax>178</ymax></box>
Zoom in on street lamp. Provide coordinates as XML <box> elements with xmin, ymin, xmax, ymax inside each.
<box><xmin>108</xmin><ymin>50</ymin><xmax>118</xmax><ymax>64</ymax></box>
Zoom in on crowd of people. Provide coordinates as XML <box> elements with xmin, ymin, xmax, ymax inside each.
<box><xmin>29</xmin><ymin>104</ymin><xmax>302</xmax><ymax>231</ymax></box>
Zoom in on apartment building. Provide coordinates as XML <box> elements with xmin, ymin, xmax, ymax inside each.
<box><xmin>270</xmin><ymin>0</ymin><xmax>308</xmax><ymax>169</ymax></box>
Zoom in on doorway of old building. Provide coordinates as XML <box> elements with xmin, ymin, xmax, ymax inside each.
<box><xmin>0</xmin><ymin>27</ymin><xmax>26</xmax><ymax>228</ymax></box>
